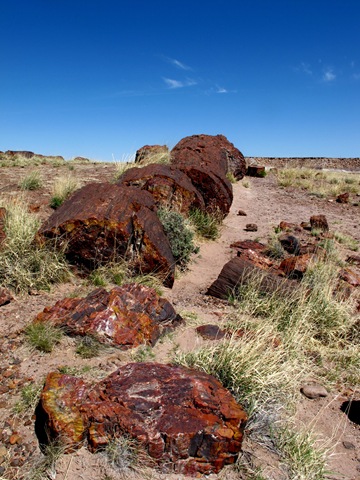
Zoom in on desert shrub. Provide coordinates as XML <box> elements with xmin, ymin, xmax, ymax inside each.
<box><xmin>50</xmin><ymin>175</ymin><xmax>79</xmax><ymax>209</ymax></box>
<box><xmin>157</xmin><ymin>208</ymin><xmax>196</xmax><ymax>269</ymax></box>
<box><xmin>19</xmin><ymin>171</ymin><xmax>42</xmax><ymax>190</ymax></box>
<box><xmin>188</xmin><ymin>208</ymin><xmax>221</xmax><ymax>240</ymax></box>
<box><xmin>0</xmin><ymin>198</ymin><xmax>70</xmax><ymax>292</ymax></box>
<box><xmin>25</xmin><ymin>322</ymin><xmax>63</xmax><ymax>353</ymax></box>
<box><xmin>14</xmin><ymin>383</ymin><xmax>42</xmax><ymax>415</ymax></box>
<box><xmin>226</xmin><ymin>172</ymin><xmax>237</xmax><ymax>183</ymax></box>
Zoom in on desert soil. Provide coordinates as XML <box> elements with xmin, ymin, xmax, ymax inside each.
<box><xmin>0</xmin><ymin>162</ymin><xmax>359</xmax><ymax>480</ymax></box>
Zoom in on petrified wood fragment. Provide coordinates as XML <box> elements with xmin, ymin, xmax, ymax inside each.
<box><xmin>206</xmin><ymin>256</ymin><xmax>297</xmax><ymax>300</ymax></box>
<box><xmin>310</xmin><ymin>215</ymin><xmax>329</xmax><ymax>232</ymax></box>
<box><xmin>33</xmin><ymin>284</ymin><xmax>182</xmax><ymax>348</ymax></box>
<box><xmin>37</xmin><ymin>183</ymin><xmax>175</xmax><ymax>287</ymax></box>
<box><xmin>36</xmin><ymin>363</ymin><xmax>247</xmax><ymax>475</ymax></box>
<box><xmin>117</xmin><ymin>164</ymin><xmax>205</xmax><ymax>214</ymax></box>
<box><xmin>171</xmin><ymin>134</ymin><xmax>246</xmax><ymax>180</ymax></box>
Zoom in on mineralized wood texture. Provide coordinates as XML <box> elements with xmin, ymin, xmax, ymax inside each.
<box><xmin>117</xmin><ymin>163</ymin><xmax>205</xmax><ymax>214</ymax></box>
<box><xmin>33</xmin><ymin>284</ymin><xmax>182</xmax><ymax>348</ymax></box>
<box><xmin>37</xmin><ymin>183</ymin><xmax>175</xmax><ymax>287</ymax></box>
<box><xmin>36</xmin><ymin>363</ymin><xmax>247</xmax><ymax>476</ymax></box>
<box><xmin>206</xmin><ymin>256</ymin><xmax>297</xmax><ymax>300</ymax></box>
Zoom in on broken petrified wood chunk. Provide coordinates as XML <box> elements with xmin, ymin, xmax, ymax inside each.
<box><xmin>246</xmin><ymin>165</ymin><xmax>266</xmax><ymax>177</ymax></box>
<box><xmin>0</xmin><ymin>288</ymin><xmax>13</xmax><ymax>306</ymax></box>
<box><xmin>33</xmin><ymin>284</ymin><xmax>182</xmax><ymax>348</ymax></box>
<box><xmin>279</xmin><ymin>253</ymin><xmax>313</xmax><ymax>278</ymax></box>
<box><xmin>206</xmin><ymin>257</ymin><xmax>297</xmax><ymax>300</ymax></box>
<box><xmin>37</xmin><ymin>183</ymin><xmax>175</xmax><ymax>287</ymax></box>
<box><xmin>117</xmin><ymin>163</ymin><xmax>205</xmax><ymax>214</ymax></box>
<box><xmin>310</xmin><ymin>215</ymin><xmax>329</xmax><ymax>232</ymax></box>
<box><xmin>171</xmin><ymin>134</ymin><xmax>247</xmax><ymax>180</ymax></box>
<box><xmin>36</xmin><ymin>363</ymin><xmax>247</xmax><ymax>475</ymax></box>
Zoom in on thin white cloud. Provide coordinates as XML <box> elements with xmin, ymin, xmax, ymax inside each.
<box><xmin>297</xmin><ymin>62</ymin><xmax>312</xmax><ymax>75</ymax></box>
<box><xmin>162</xmin><ymin>55</ymin><xmax>191</xmax><ymax>70</ymax></box>
<box><xmin>216</xmin><ymin>86</ymin><xmax>228</xmax><ymax>94</ymax></box>
<box><xmin>163</xmin><ymin>77</ymin><xmax>197</xmax><ymax>89</ymax></box>
<box><xmin>323</xmin><ymin>68</ymin><xmax>336</xmax><ymax>82</ymax></box>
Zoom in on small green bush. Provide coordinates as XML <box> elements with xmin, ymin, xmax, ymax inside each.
<box><xmin>157</xmin><ymin>208</ymin><xmax>196</xmax><ymax>269</ymax></box>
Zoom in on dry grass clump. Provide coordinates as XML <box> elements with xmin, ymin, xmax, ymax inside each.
<box><xmin>50</xmin><ymin>175</ymin><xmax>80</xmax><ymax>208</ymax></box>
<box><xmin>175</xmin><ymin>242</ymin><xmax>359</xmax><ymax>479</ymax></box>
<box><xmin>0</xmin><ymin>198</ymin><xmax>71</xmax><ymax>292</ymax></box>
<box><xmin>19</xmin><ymin>171</ymin><xmax>43</xmax><ymax>190</ymax></box>
<box><xmin>0</xmin><ymin>152</ymin><xmax>66</xmax><ymax>167</ymax></box>
<box><xmin>276</xmin><ymin>168</ymin><xmax>360</xmax><ymax>198</ymax></box>
<box><xmin>114</xmin><ymin>149</ymin><xmax>171</xmax><ymax>180</ymax></box>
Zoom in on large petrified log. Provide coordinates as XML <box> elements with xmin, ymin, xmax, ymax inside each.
<box><xmin>36</xmin><ymin>363</ymin><xmax>247</xmax><ymax>475</ymax></box>
<box><xmin>37</xmin><ymin>183</ymin><xmax>175</xmax><ymax>287</ymax></box>
<box><xmin>33</xmin><ymin>284</ymin><xmax>182</xmax><ymax>348</ymax></box>
<box><xmin>171</xmin><ymin>134</ymin><xmax>247</xmax><ymax>180</ymax></box>
<box><xmin>117</xmin><ymin>163</ymin><xmax>205</xmax><ymax>214</ymax></box>
<box><xmin>206</xmin><ymin>256</ymin><xmax>297</xmax><ymax>300</ymax></box>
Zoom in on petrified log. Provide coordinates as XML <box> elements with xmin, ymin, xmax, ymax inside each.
<box><xmin>279</xmin><ymin>253</ymin><xmax>313</xmax><ymax>278</ymax></box>
<box><xmin>134</xmin><ymin>144</ymin><xmax>169</xmax><ymax>164</ymax></box>
<box><xmin>117</xmin><ymin>163</ymin><xmax>205</xmax><ymax>214</ymax></box>
<box><xmin>172</xmin><ymin>163</ymin><xmax>232</xmax><ymax>215</ymax></box>
<box><xmin>37</xmin><ymin>183</ymin><xmax>175</xmax><ymax>287</ymax></box>
<box><xmin>171</xmin><ymin>134</ymin><xmax>246</xmax><ymax>180</ymax></box>
<box><xmin>206</xmin><ymin>256</ymin><xmax>297</xmax><ymax>300</ymax></box>
<box><xmin>33</xmin><ymin>284</ymin><xmax>182</xmax><ymax>348</ymax></box>
<box><xmin>36</xmin><ymin>363</ymin><xmax>247</xmax><ymax>475</ymax></box>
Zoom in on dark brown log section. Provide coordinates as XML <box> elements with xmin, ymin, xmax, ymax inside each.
<box><xmin>206</xmin><ymin>256</ymin><xmax>298</xmax><ymax>300</ymax></box>
<box><xmin>117</xmin><ymin>163</ymin><xmax>205</xmax><ymax>214</ymax></box>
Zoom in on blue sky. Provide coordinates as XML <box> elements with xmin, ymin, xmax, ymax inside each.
<box><xmin>1</xmin><ymin>0</ymin><xmax>359</xmax><ymax>160</ymax></box>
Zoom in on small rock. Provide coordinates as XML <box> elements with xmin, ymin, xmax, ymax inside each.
<box><xmin>196</xmin><ymin>325</ymin><xmax>226</xmax><ymax>340</ymax></box>
<box><xmin>0</xmin><ymin>466</ymin><xmax>5</xmax><ymax>476</ymax></box>
<box><xmin>0</xmin><ymin>445</ymin><xmax>7</xmax><ymax>458</ymax></box>
<box><xmin>336</xmin><ymin>192</ymin><xmax>350</xmax><ymax>204</ymax></box>
<box><xmin>300</xmin><ymin>383</ymin><xmax>328</xmax><ymax>399</ymax></box>
<box><xmin>0</xmin><ymin>288</ymin><xmax>13</xmax><ymax>307</ymax></box>
<box><xmin>237</xmin><ymin>209</ymin><xmax>247</xmax><ymax>216</ymax></box>
<box><xmin>9</xmin><ymin>434</ymin><xmax>22</xmax><ymax>445</ymax></box>
<box><xmin>310</xmin><ymin>215</ymin><xmax>329</xmax><ymax>232</ymax></box>
<box><xmin>342</xmin><ymin>441</ymin><xmax>355</xmax><ymax>450</ymax></box>
<box><xmin>245</xmin><ymin>223</ymin><xmax>258</xmax><ymax>232</ymax></box>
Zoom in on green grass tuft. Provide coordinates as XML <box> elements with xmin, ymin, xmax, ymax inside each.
<box><xmin>189</xmin><ymin>208</ymin><xmax>221</xmax><ymax>240</ymax></box>
<box><xmin>25</xmin><ymin>322</ymin><xmax>63</xmax><ymax>353</ymax></box>
<box><xmin>19</xmin><ymin>171</ymin><xmax>43</xmax><ymax>190</ymax></box>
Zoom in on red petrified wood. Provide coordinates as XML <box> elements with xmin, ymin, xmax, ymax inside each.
<box><xmin>36</xmin><ymin>363</ymin><xmax>248</xmax><ymax>476</ymax></box>
<box><xmin>117</xmin><ymin>163</ymin><xmax>205</xmax><ymax>214</ymax></box>
<box><xmin>33</xmin><ymin>284</ymin><xmax>182</xmax><ymax>348</ymax></box>
<box><xmin>37</xmin><ymin>183</ymin><xmax>175</xmax><ymax>287</ymax></box>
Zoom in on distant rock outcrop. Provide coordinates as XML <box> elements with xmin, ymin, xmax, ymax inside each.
<box><xmin>36</xmin><ymin>363</ymin><xmax>247</xmax><ymax>475</ymax></box>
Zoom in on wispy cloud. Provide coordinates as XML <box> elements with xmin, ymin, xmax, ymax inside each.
<box><xmin>323</xmin><ymin>68</ymin><xmax>336</xmax><ymax>82</ymax></box>
<box><xmin>216</xmin><ymin>86</ymin><xmax>228</xmax><ymax>93</ymax></box>
<box><xmin>162</xmin><ymin>55</ymin><xmax>191</xmax><ymax>70</ymax></box>
<box><xmin>296</xmin><ymin>62</ymin><xmax>312</xmax><ymax>75</ymax></box>
<box><xmin>163</xmin><ymin>77</ymin><xmax>197</xmax><ymax>89</ymax></box>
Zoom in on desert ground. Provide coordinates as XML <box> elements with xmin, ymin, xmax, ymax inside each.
<box><xmin>0</xmin><ymin>156</ymin><xmax>359</xmax><ymax>480</ymax></box>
